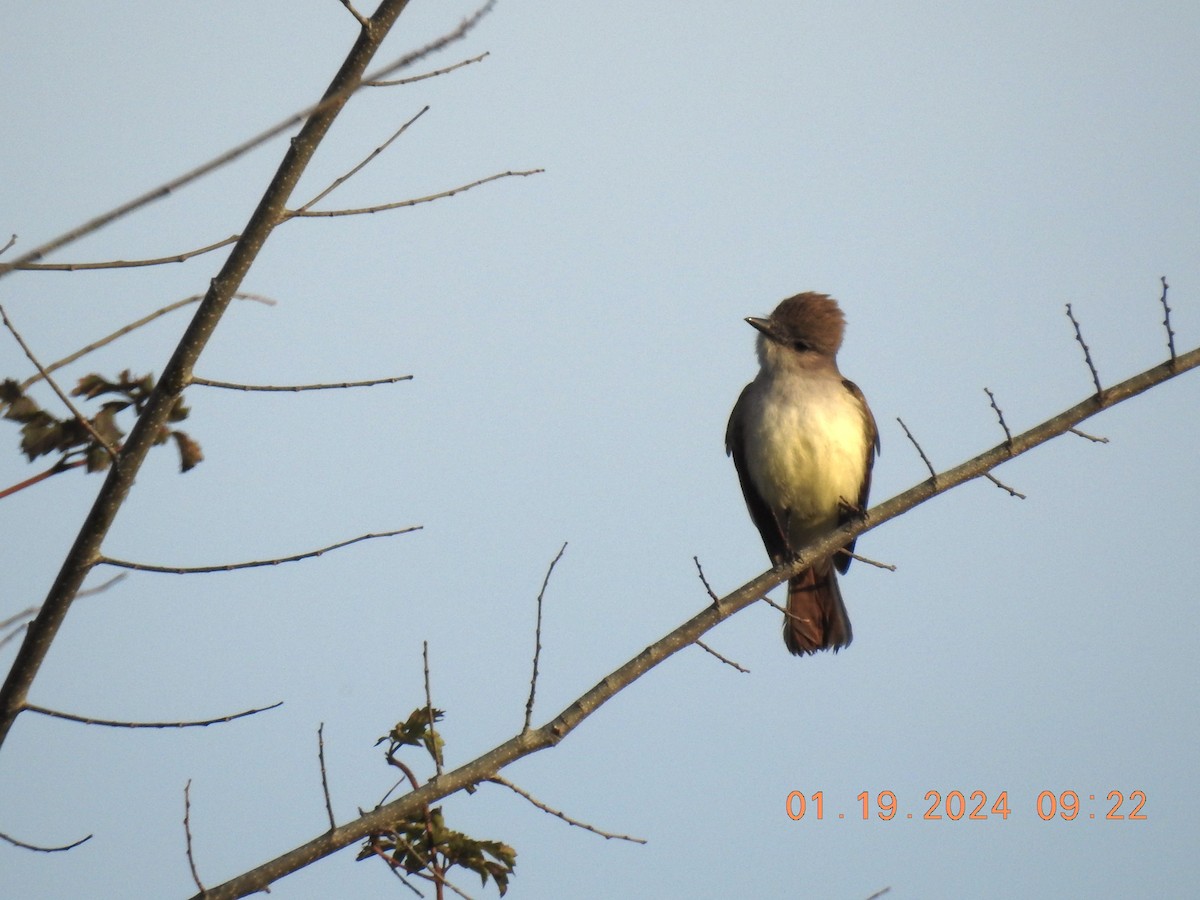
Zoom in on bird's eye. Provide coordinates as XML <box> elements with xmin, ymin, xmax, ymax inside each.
<box><xmin>792</xmin><ymin>340</ymin><xmax>811</xmax><ymax>352</ymax></box>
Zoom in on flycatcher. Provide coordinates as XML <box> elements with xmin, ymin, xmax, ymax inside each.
<box><xmin>726</xmin><ymin>292</ymin><xmax>878</xmax><ymax>655</ymax></box>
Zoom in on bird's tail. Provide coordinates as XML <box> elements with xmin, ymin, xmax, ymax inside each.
<box><xmin>784</xmin><ymin>561</ymin><xmax>853</xmax><ymax>655</ymax></box>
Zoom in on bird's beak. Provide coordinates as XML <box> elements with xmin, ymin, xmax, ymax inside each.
<box><xmin>745</xmin><ymin>316</ymin><xmax>774</xmax><ymax>337</ymax></box>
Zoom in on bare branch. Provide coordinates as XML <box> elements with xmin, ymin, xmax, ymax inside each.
<box><xmin>24</xmin><ymin>701</ymin><xmax>282</xmax><ymax>729</ymax></box>
<box><xmin>295</xmin><ymin>106</ymin><xmax>430</xmax><ymax>214</ymax></box>
<box><xmin>0</xmin><ymin>623</ymin><xmax>28</xmax><ymax>653</ymax></box>
<box><xmin>1160</xmin><ymin>276</ymin><xmax>1176</xmax><ymax>363</ymax></box>
<box><xmin>98</xmin><ymin>527</ymin><xmax>421</xmax><ymax>574</ymax></box>
<box><xmin>1</xmin><ymin>574</ymin><xmax>124</xmax><ymax>651</ymax></box>
<box><xmin>12</xmin><ymin>235</ymin><xmax>239</xmax><ymax>273</ymax></box>
<box><xmin>984</xmin><ymin>472</ymin><xmax>1027</xmax><ymax>499</ymax></box>
<box><xmin>0</xmin><ymin>458</ymin><xmax>87</xmax><ymax>501</ymax></box>
<box><xmin>362</xmin><ymin>841</ymin><xmax>426</xmax><ymax>895</ymax></box>
<box><xmin>0</xmin><ymin>573</ymin><xmax>124</xmax><ymax>652</ymax></box>
<box><xmin>76</xmin><ymin>572</ymin><xmax>129</xmax><ymax>598</ymax></box>
<box><xmin>1065</xmin><ymin>303</ymin><xmax>1103</xmax><ymax>394</ymax></box>
<box><xmin>488</xmin><ymin>776</ymin><xmax>647</xmax><ymax>844</ymax></box>
<box><xmin>0</xmin><ymin>829</ymin><xmax>92</xmax><ymax>853</ymax></box>
<box><xmin>422</xmin><ymin>641</ymin><xmax>442</xmax><ymax>777</ymax></box>
<box><xmin>367</xmin><ymin>51</ymin><xmax>489</xmax><ymax>87</ymax></box>
<box><xmin>840</xmin><ymin>550</ymin><xmax>897</xmax><ymax>571</ymax></box>
<box><xmin>318</xmin><ymin>723</ymin><xmax>337</xmax><ymax>831</ymax></box>
<box><xmin>864</xmin><ymin>888</ymin><xmax>892</xmax><ymax>900</ymax></box>
<box><xmin>1069</xmin><ymin>427</ymin><xmax>1109</xmax><ymax>443</ymax></box>
<box><xmin>338</xmin><ymin>0</ymin><xmax>370</xmax><ymax>29</ymax></box>
<box><xmin>693</xmin><ymin>640</ymin><xmax>750</xmax><ymax>674</ymax></box>
<box><xmin>184</xmin><ymin>780</ymin><xmax>204</xmax><ymax>894</ymax></box>
<box><xmin>190</xmin><ymin>374</ymin><xmax>411</xmax><ymax>392</ymax></box>
<box><xmin>0</xmin><ymin>304</ymin><xmax>118</xmax><ymax>461</ymax></box>
<box><xmin>191</xmin><ymin>342</ymin><xmax>1200</xmax><ymax>900</ymax></box>
<box><xmin>691</xmin><ymin>556</ymin><xmax>720</xmax><ymax>602</ymax></box>
<box><xmin>0</xmin><ymin>1</ymin><xmax>494</xmax><ymax>278</ymax></box>
<box><xmin>291</xmin><ymin>169</ymin><xmax>544</xmax><ymax>218</ymax></box>
<box><xmin>19</xmin><ymin>293</ymin><xmax>275</xmax><ymax>392</ymax></box>
<box><xmin>375</xmin><ymin>835</ymin><xmax>475</xmax><ymax>900</ymax></box>
<box><xmin>756</xmin><ymin>592</ymin><xmax>799</xmax><ymax>624</ymax></box>
<box><xmin>372</xmin><ymin>0</ymin><xmax>496</xmax><ymax>75</ymax></box>
<box><xmin>983</xmin><ymin>387</ymin><xmax>1013</xmax><ymax>446</ymax></box>
<box><xmin>896</xmin><ymin>416</ymin><xmax>936</xmax><ymax>480</ymax></box>
<box><xmin>0</xmin><ymin>234</ymin><xmax>16</xmax><ymax>256</ymax></box>
<box><xmin>525</xmin><ymin>543</ymin><xmax>567</xmax><ymax>732</ymax></box>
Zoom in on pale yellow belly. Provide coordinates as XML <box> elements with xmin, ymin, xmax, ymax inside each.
<box><xmin>744</xmin><ymin>386</ymin><xmax>868</xmax><ymax>547</ymax></box>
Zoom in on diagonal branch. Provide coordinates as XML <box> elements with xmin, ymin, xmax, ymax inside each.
<box><xmin>0</xmin><ymin>0</ymin><xmax>419</xmax><ymax>749</ymax></box>
<box><xmin>0</xmin><ymin>304</ymin><xmax>118</xmax><ymax>461</ymax></box>
<box><xmin>290</xmin><ymin>169</ymin><xmax>544</xmax><ymax>218</ymax></box>
<box><xmin>367</xmin><ymin>51</ymin><xmax>489</xmax><ymax>86</ymax></box>
<box><xmin>98</xmin><ymin>527</ymin><xmax>421</xmax><ymax>574</ymax></box>
<box><xmin>294</xmin><ymin>106</ymin><xmax>430</xmax><ymax>214</ymax></box>
<box><xmin>191</xmin><ymin>343</ymin><xmax>1200</xmax><ymax>900</ymax></box>
<box><xmin>0</xmin><ymin>1</ymin><xmax>496</xmax><ymax>279</ymax></box>
<box><xmin>487</xmin><ymin>775</ymin><xmax>647</xmax><ymax>843</ymax></box>
<box><xmin>18</xmin><ymin>293</ymin><xmax>275</xmax><ymax>392</ymax></box>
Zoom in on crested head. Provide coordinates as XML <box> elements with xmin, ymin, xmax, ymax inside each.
<box><xmin>751</xmin><ymin>292</ymin><xmax>846</xmax><ymax>358</ymax></box>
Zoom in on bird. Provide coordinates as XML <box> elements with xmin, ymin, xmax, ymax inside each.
<box><xmin>726</xmin><ymin>292</ymin><xmax>879</xmax><ymax>655</ymax></box>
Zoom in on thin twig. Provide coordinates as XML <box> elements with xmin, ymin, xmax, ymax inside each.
<box><xmin>338</xmin><ymin>0</ymin><xmax>370</xmax><ymax>28</ymax></box>
<box><xmin>1065</xmin><ymin>303</ymin><xmax>1103</xmax><ymax>394</ymax></box>
<box><xmin>367</xmin><ymin>52</ymin><xmax>489</xmax><ymax>86</ymax></box>
<box><xmin>0</xmin><ymin>623</ymin><xmax>27</xmax><ymax>653</ymax></box>
<box><xmin>19</xmin><ymin>293</ymin><xmax>275</xmax><ymax>391</ymax></box>
<box><xmin>0</xmin><ymin>1</ymin><xmax>497</xmax><ymax>278</ymax></box>
<box><xmin>693</xmin><ymin>640</ymin><xmax>749</xmax><ymax>673</ymax></box>
<box><xmin>363</xmin><ymin>841</ymin><xmax>426</xmax><ymax>895</ymax></box>
<box><xmin>864</xmin><ymin>889</ymin><xmax>892</xmax><ymax>900</ymax></box>
<box><xmin>525</xmin><ymin>543</ymin><xmax>567</xmax><ymax>732</ymax></box>
<box><xmin>191</xmin><ymin>374</ymin><xmax>411</xmax><ymax>392</ymax></box>
<box><xmin>0</xmin><ymin>574</ymin><xmax>124</xmax><ymax>648</ymax></box>
<box><xmin>0</xmin><ymin>830</ymin><xmax>92</xmax><ymax>853</ymax></box>
<box><xmin>11</xmin><ymin>235</ymin><xmax>239</xmax><ymax>273</ymax></box>
<box><xmin>692</xmin><ymin>556</ymin><xmax>720</xmax><ymax>602</ymax></box>
<box><xmin>757</xmin><ymin>592</ymin><xmax>796</xmax><ymax>621</ymax></box>
<box><xmin>382</xmin><ymin>836</ymin><xmax>474</xmax><ymax>900</ymax></box>
<box><xmin>896</xmin><ymin>417</ymin><xmax>936</xmax><ymax>480</ymax></box>
<box><xmin>318</xmin><ymin>723</ymin><xmax>337</xmax><ymax>831</ymax></box>
<box><xmin>984</xmin><ymin>473</ymin><xmax>1027</xmax><ymax>499</ymax></box>
<box><xmin>99</xmin><ymin>527</ymin><xmax>421</xmax><ymax>574</ymax></box>
<box><xmin>0</xmin><ymin>458</ymin><xmax>87</xmax><ymax>501</ymax></box>
<box><xmin>292</xmin><ymin>170</ymin><xmax>544</xmax><ymax>218</ymax></box>
<box><xmin>295</xmin><ymin>107</ymin><xmax>430</xmax><ymax>214</ymax></box>
<box><xmin>184</xmin><ymin>780</ymin><xmax>204</xmax><ymax>893</ymax></box>
<box><xmin>840</xmin><ymin>550</ymin><xmax>897</xmax><ymax>571</ymax></box>
<box><xmin>25</xmin><ymin>701</ymin><xmax>282</xmax><ymax>729</ymax></box>
<box><xmin>983</xmin><ymin>387</ymin><xmax>1013</xmax><ymax>446</ymax></box>
<box><xmin>0</xmin><ymin>235</ymin><xmax>16</xmax><ymax>256</ymax></box>
<box><xmin>76</xmin><ymin>572</ymin><xmax>129</xmax><ymax>598</ymax></box>
<box><xmin>422</xmin><ymin>641</ymin><xmax>442</xmax><ymax>777</ymax></box>
<box><xmin>1160</xmin><ymin>276</ymin><xmax>1176</xmax><ymax>364</ymax></box>
<box><xmin>1068</xmin><ymin>427</ymin><xmax>1109</xmax><ymax>443</ymax></box>
<box><xmin>488</xmin><ymin>776</ymin><xmax>647</xmax><ymax>844</ymax></box>
<box><xmin>0</xmin><ymin>304</ymin><xmax>118</xmax><ymax>461</ymax></box>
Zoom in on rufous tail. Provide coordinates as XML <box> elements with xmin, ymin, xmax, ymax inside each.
<box><xmin>784</xmin><ymin>562</ymin><xmax>853</xmax><ymax>655</ymax></box>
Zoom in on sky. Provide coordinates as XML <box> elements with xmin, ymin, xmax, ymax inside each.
<box><xmin>2</xmin><ymin>2</ymin><xmax>1198</xmax><ymax>898</ymax></box>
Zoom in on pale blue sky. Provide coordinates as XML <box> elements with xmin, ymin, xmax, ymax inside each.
<box><xmin>2</xmin><ymin>2</ymin><xmax>1198</xmax><ymax>898</ymax></box>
